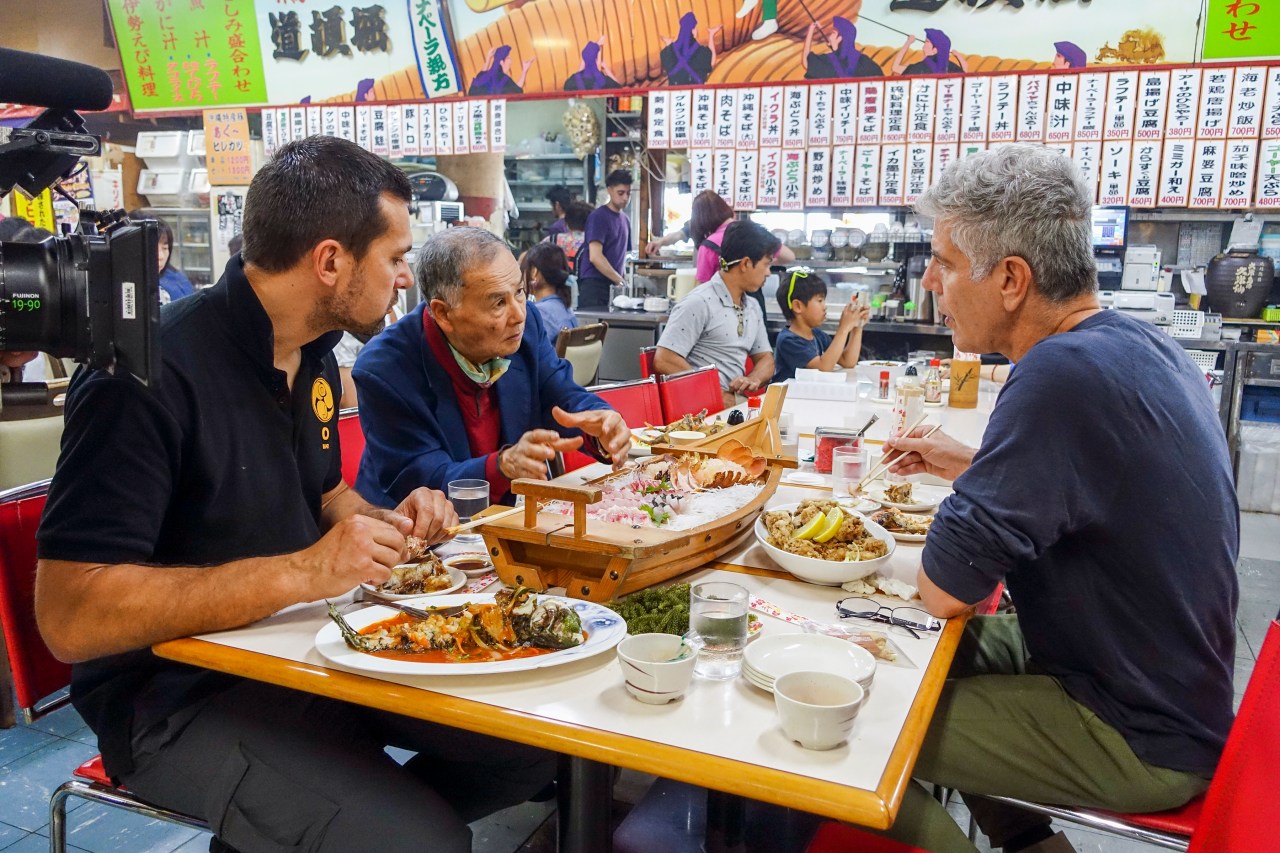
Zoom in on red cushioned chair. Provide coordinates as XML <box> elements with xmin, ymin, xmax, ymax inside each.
<box><xmin>639</xmin><ymin>346</ymin><xmax>658</xmax><ymax>378</ymax></box>
<box><xmin>0</xmin><ymin>480</ymin><xmax>210</xmax><ymax>851</ymax></box>
<box><xmin>589</xmin><ymin>377</ymin><xmax>664</xmax><ymax>428</ymax></box>
<box><xmin>336</xmin><ymin>406</ymin><xmax>364</xmax><ymax>486</ymax></box>
<box><xmin>656</xmin><ymin>364</ymin><xmax>724</xmax><ymax>422</ymax></box>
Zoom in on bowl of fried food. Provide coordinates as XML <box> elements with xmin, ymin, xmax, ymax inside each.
<box><xmin>755</xmin><ymin>499</ymin><xmax>896</xmax><ymax>586</ymax></box>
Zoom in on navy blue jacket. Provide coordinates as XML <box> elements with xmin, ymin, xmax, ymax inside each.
<box><xmin>352</xmin><ymin>301</ymin><xmax>609</xmax><ymax>506</ymax></box>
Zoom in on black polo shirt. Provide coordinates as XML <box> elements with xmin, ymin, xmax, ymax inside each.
<box><xmin>37</xmin><ymin>255</ymin><xmax>343</xmax><ymax>776</ymax></box>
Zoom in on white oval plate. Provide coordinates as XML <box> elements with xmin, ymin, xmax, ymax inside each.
<box><xmin>317</xmin><ymin>593</ymin><xmax>628</xmax><ymax>675</ymax></box>
<box><xmin>360</xmin><ymin>566</ymin><xmax>466</xmax><ymax>600</ymax></box>
<box><xmin>865</xmin><ymin>483</ymin><xmax>951</xmax><ymax>512</ymax></box>
<box><xmin>837</xmin><ymin>495</ymin><xmax>882</xmax><ymax>513</ymax></box>
<box><xmin>441</xmin><ymin>552</ymin><xmax>497</xmax><ymax>578</ymax></box>
<box><xmin>743</xmin><ymin>632</ymin><xmax>876</xmax><ymax>686</ymax></box>
<box><xmin>781</xmin><ymin>472</ymin><xmax>825</xmax><ymax>487</ymax></box>
<box><xmin>888</xmin><ymin>530</ymin><xmax>928</xmax><ymax>543</ymax></box>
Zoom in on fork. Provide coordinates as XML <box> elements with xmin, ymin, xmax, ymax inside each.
<box><xmin>359</xmin><ymin>589</ymin><xmax>466</xmax><ymax>619</ymax></box>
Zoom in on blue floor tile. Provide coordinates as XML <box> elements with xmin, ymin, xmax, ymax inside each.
<box><xmin>58</xmin><ymin>802</ymin><xmax>204</xmax><ymax>853</ymax></box>
<box><xmin>0</xmin><ymin>725</ymin><xmax>60</xmax><ymax>771</ymax></box>
<box><xmin>1</xmin><ymin>831</ymin><xmax>92</xmax><ymax>853</ymax></box>
<box><xmin>0</xmin><ymin>736</ymin><xmax>98</xmax><ymax>832</ymax></box>
<box><xmin>22</xmin><ymin>702</ymin><xmax>84</xmax><ymax>742</ymax></box>
<box><xmin>0</xmin><ymin>821</ymin><xmax>30</xmax><ymax>850</ymax></box>
<box><xmin>172</xmin><ymin>832</ymin><xmax>214</xmax><ymax>851</ymax></box>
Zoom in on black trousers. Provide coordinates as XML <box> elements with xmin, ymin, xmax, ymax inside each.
<box><xmin>122</xmin><ymin>680</ymin><xmax>556</xmax><ymax>853</ymax></box>
<box><xmin>577</xmin><ymin>278</ymin><xmax>611</xmax><ymax>310</ymax></box>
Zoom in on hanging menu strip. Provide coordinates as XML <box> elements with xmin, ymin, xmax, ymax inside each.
<box><xmin>1098</xmin><ymin>141</ymin><xmax>1133</xmax><ymax>206</ymax></box>
<box><xmin>760</xmin><ymin>87</ymin><xmax>784</xmax><ymax>148</ymax></box>
<box><xmin>883</xmin><ymin>80</ymin><xmax>909</xmax><ymax>144</ymax></box>
<box><xmin>734</xmin><ymin>149</ymin><xmax>758</xmax><ymax>211</ymax></box>
<box><xmin>1157</xmin><ymin>139</ymin><xmax>1192</xmax><ymax>207</ymax></box>
<box><xmin>321</xmin><ymin>106</ymin><xmax>338</xmax><ymax>138</ymax></box>
<box><xmin>1166</xmin><ymin>68</ymin><xmax>1202</xmax><ymax>140</ymax></box>
<box><xmin>934</xmin><ymin>77</ymin><xmax>962</xmax><ymax>145</ymax></box>
<box><xmin>1229</xmin><ymin>67</ymin><xmax>1265</xmax><ymax>139</ymax></box>
<box><xmin>758</xmin><ymin>148</ymin><xmax>782</xmax><ymax>207</ymax></box>
<box><xmin>783</xmin><ymin>86</ymin><xmax>809</xmax><ymax>150</ymax></box>
<box><xmin>306</xmin><ymin>106</ymin><xmax>321</xmax><ymax>137</ymax></box>
<box><xmin>879</xmin><ymin>144</ymin><xmax>906</xmax><ymax>206</ymax></box>
<box><xmin>858</xmin><ymin>81</ymin><xmax>885</xmax><ymax>145</ymax></box>
<box><xmin>1073</xmin><ymin>72</ymin><xmax>1107</xmax><ymax>142</ymax></box>
<box><xmin>904</xmin><ymin>143</ymin><xmax>933</xmax><ymax>205</ymax></box>
<box><xmin>737</xmin><ymin>88</ymin><xmax>760</xmax><ymax>150</ymax></box>
<box><xmin>691</xmin><ymin>89</ymin><xmax>715</xmax><ymax>149</ymax></box>
<box><xmin>1128</xmin><ymin>141</ymin><xmax>1161</xmax><ymax>208</ymax></box>
<box><xmin>490</xmin><ymin>100</ymin><xmax>506</xmax><ymax>153</ymax></box>
<box><xmin>833</xmin><ymin>83</ymin><xmax>858</xmax><ymax>147</ymax></box>
<box><xmin>961</xmin><ymin>76</ymin><xmax>990</xmax><ymax>143</ymax></box>
<box><xmin>987</xmin><ymin>76</ymin><xmax>1017</xmax><ymax>143</ymax></box>
<box><xmin>1190</xmin><ymin>139</ymin><xmax>1224</xmax><ymax>208</ymax></box>
<box><xmin>690</xmin><ymin>148</ymin><xmax>713</xmax><ymax>195</ymax></box>
<box><xmin>1134</xmin><ymin>71</ymin><xmax>1169</xmax><ymax>141</ymax></box>
<box><xmin>419</xmin><ymin>102</ymin><xmax>435</xmax><ymax>155</ymax></box>
<box><xmin>434</xmin><ymin>103</ymin><xmax>453</xmax><ymax>156</ymax></box>
<box><xmin>908</xmin><ymin>78</ymin><xmax>937</xmax><ymax>144</ymax></box>
<box><xmin>469</xmin><ymin>100</ymin><xmax>488</xmax><ymax>153</ymax></box>
<box><xmin>713</xmin><ymin>147</ymin><xmax>735</xmax><ymax>201</ymax></box>
<box><xmin>671</xmin><ymin>90</ymin><xmax>691</xmax><ymax>148</ymax></box>
<box><xmin>1220</xmin><ymin>139</ymin><xmax>1258</xmax><ymax>208</ymax></box>
<box><xmin>1197</xmin><ymin>68</ymin><xmax>1234</xmax><ymax>139</ymax></box>
<box><xmin>401</xmin><ymin>105</ymin><xmax>420</xmax><ymax>155</ymax></box>
<box><xmin>1264</xmin><ymin>68</ymin><xmax>1280</xmax><ymax>139</ymax></box>
<box><xmin>932</xmin><ymin>144</ymin><xmax>958</xmax><ymax>184</ymax></box>
<box><xmin>853</xmin><ymin>144</ymin><xmax>881</xmax><ymax>207</ymax></box>
<box><xmin>1045</xmin><ymin>74</ymin><xmax>1078</xmax><ymax>144</ymax></box>
<box><xmin>1256</xmin><ymin>139</ymin><xmax>1280</xmax><ymax>207</ymax></box>
<box><xmin>714</xmin><ymin>89</ymin><xmax>738</xmax><ymax>149</ymax></box>
<box><xmin>1073</xmin><ymin>141</ymin><xmax>1101</xmax><ymax>199</ymax></box>
<box><xmin>805</xmin><ymin>146</ymin><xmax>831</xmax><ymax>208</ymax></box>
<box><xmin>780</xmin><ymin>150</ymin><xmax>805</xmax><ymax>210</ymax></box>
<box><xmin>649</xmin><ymin>90</ymin><xmax>671</xmax><ymax>149</ymax></box>
<box><xmin>337</xmin><ymin>106</ymin><xmax>355</xmax><ymax>143</ymax></box>
<box><xmin>808</xmin><ymin>84</ymin><xmax>833</xmax><ymax>147</ymax></box>
<box><xmin>831</xmin><ymin>145</ymin><xmax>855</xmax><ymax>207</ymax></box>
<box><xmin>1103</xmin><ymin>71</ymin><xmax>1138</xmax><ymax>141</ymax></box>
<box><xmin>1016</xmin><ymin>74</ymin><xmax>1048</xmax><ymax>143</ymax></box>
<box><xmin>388</xmin><ymin>105</ymin><xmax>404</xmax><ymax>158</ymax></box>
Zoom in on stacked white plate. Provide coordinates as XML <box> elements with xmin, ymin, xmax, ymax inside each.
<box><xmin>742</xmin><ymin>633</ymin><xmax>876</xmax><ymax>695</ymax></box>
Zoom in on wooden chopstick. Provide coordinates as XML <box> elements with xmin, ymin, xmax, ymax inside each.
<box><xmin>444</xmin><ymin>505</ymin><xmax>524</xmax><ymax>537</ymax></box>
<box><xmin>852</xmin><ymin>416</ymin><xmax>940</xmax><ymax>494</ymax></box>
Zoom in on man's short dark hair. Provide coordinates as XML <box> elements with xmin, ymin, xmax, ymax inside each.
<box><xmin>605</xmin><ymin>169</ymin><xmax>633</xmax><ymax>187</ymax></box>
<box><xmin>564</xmin><ymin>200</ymin><xmax>593</xmax><ymax>231</ymax></box>
<box><xmin>546</xmin><ymin>185</ymin><xmax>572</xmax><ymax>210</ymax></box>
<box><xmin>241</xmin><ymin>136</ymin><xmax>413</xmax><ymax>273</ymax></box>
<box><xmin>721</xmin><ymin>221</ymin><xmax>780</xmax><ymax>266</ymax></box>
<box><xmin>776</xmin><ymin>269</ymin><xmax>828</xmax><ymax>321</ymax></box>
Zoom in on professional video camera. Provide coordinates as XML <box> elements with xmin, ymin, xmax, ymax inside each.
<box><xmin>0</xmin><ymin>47</ymin><xmax>160</xmax><ymax>407</ymax></box>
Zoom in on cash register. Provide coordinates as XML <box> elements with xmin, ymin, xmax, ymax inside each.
<box><xmin>1092</xmin><ymin>206</ymin><xmax>1126</xmax><ymax>290</ymax></box>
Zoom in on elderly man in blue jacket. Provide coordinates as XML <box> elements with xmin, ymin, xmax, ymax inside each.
<box><xmin>354</xmin><ymin>226</ymin><xmax>629</xmax><ymax>507</ymax></box>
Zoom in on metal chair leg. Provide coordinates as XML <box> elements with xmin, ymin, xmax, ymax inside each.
<box><xmin>49</xmin><ymin>779</ymin><xmax>210</xmax><ymax>853</ymax></box>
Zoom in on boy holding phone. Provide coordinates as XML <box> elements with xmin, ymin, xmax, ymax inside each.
<box><xmin>772</xmin><ymin>268</ymin><xmax>870</xmax><ymax>383</ymax></box>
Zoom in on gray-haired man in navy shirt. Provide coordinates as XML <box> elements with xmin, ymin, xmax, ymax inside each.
<box><xmin>876</xmin><ymin>145</ymin><xmax>1238</xmax><ymax>853</ymax></box>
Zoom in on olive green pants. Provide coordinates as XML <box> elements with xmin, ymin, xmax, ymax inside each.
<box><xmin>880</xmin><ymin>614</ymin><xmax>1209</xmax><ymax>853</ymax></box>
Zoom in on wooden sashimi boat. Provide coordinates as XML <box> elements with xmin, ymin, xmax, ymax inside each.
<box><xmin>480</xmin><ymin>385</ymin><xmax>797</xmax><ymax>602</ymax></box>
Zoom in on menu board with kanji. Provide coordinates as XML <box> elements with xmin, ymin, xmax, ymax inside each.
<box><xmin>203</xmin><ymin>108</ymin><xmax>253</xmax><ymax>185</ymax></box>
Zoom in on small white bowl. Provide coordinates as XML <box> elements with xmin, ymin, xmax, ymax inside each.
<box><xmin>755</xmin><ymin>502</ymin><xmax>896</xmax><ymax>586</ymax></box>
<box><xmin>774</xmin><ymin>671</ymin><xmax>864</xmax><ymax>750</ymax></box>
<box><xmin>667</xmin><ymin>430</ymin><xmax>707</xmax><ymax>446</ymax></box>
<box><xmin>617</xmin><ymin>633</ymin><xmax>698</xmax><ymax>705</ymax></box>
<box><xmin>442</xmin><ymin>552</ymin><xmax>496</xmax><ymax>577</ymax></box>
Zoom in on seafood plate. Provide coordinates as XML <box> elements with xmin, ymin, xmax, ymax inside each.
<box><xmin>368</xmin><ymin>550</ymin><xmax>463</xmax><ymax>597</ymax></box>
<box><xmin>543</xmin><ymin>439</ymin><xmax>767</xmax><ymax>531</ymax></box>
<box><xmin>317</xmin><ymin>588</ymin><xmax>627</xmax><ymax>675</ymax></box>
<box><xmin>762</xmin><ymin>499</ymin><xmax>892</xmax><ymax>563</ymax></box>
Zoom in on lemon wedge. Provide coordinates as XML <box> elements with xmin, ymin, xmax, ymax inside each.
<box><xmin>814</xmin><ymin>508</ymin><xmax>845</xmax><ymax>543</ymax></box>
<box><xmin>793</xmin><ymin>512</ymin><xmax>827</xmax><ymax>540</ymax></box>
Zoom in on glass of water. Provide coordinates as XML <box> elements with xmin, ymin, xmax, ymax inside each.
<box><xmin>688</xmin><ymin>581</ymin><xmax>750</xmax><ymax>680</ymax></box>
<box><xmin>831</xmin><ymin>443</ymin><xmax>867</xmax><ymax>500</ymax></box>
<box><xmin>447</xmin><ymin>479</ymin><xmax>489</xmax><ymax>545</ymax></box>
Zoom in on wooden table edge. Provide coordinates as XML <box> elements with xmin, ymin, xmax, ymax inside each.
<box><xmin>153</xmin><ymin>563</ymin><xmax>964</xmax><ymax>831</ymax></box>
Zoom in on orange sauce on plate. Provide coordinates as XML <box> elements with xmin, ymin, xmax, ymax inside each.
<box><xmin>357</xmin><ymin>613</ymin><xmax>584</xmax><ymax>663</ymax></box>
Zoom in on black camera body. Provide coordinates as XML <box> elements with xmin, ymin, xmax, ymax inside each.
<box><xmin>0</xmin><ymin>62</ymin><xmax>161</xmax><ymax>392</ymax></box>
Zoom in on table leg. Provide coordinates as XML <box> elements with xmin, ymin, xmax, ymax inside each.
<box><xmin>556</xmin><ymin>756</ymin><xmax>613</xmax><ymax>853</ymax></box>
<box><xmin>705</xmin><ymin>789</ymin><xmax>747</xmax><ymax>853</ymax></box>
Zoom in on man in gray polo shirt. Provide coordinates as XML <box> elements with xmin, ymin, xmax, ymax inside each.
<box><xmin>654</xmin><ymin>221</ymin><xmax>777</xmax><ymax>410</ymax></box>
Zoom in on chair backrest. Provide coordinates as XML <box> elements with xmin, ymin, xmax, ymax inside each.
<box><xmin>0</xmin><ymin>413</ymin><xmax>65</xmax><ymax>492</ymax></box>
<box><xmin>1188</xmin><ymin>618</ymin><xmax>1280</xmax><ymax>851</ymax></box>
<box><xmin>556</xmin><ymin>322</ymin><xmax>608</xmax><ymax>386</ymax></box>
<box><xmin>639</xmin><ymin>346</ymin><xmax>657</xmax><ymax>379</ymax></box>
<box><xmin>337</xmin><ymin>408</ymin><xmax>364</xmax><ymax>487</ymax></box>
<box><xmin>0</xmin><ymin>480</ymin><xmax>72</xmax><ymax>718</ymax></box>
<box><xmin>656</xmin><ymin>365</ymin><xmax>725</xmax><ymax>421</ymax></box>
<box><xmin>588</xmin><ymin>377</ymin><xmax>663</xmax><ymax>428</ymax></box>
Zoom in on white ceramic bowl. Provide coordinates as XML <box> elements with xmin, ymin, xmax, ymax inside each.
<box><xmin>667</xmin><ymin>430</ymin><xmax>707</xmax><ymax>446</ymax></box>
<box><xmin>774</xmin><ymin>671</ymin><xmax>864</xmax><ymax>750</ymax></box>
<box><xmin>855</xmin><ymin>360</ymin><xmax>907</xmax><ymax>387</ymax></box>
<box><xmin>441</xmin><ymin>552</ymin><xmax>496</xmax><ymax>577</ymax></box>
<box><xmin>754</xmin><ymin>502</ymin><xmax>896</xmax><ymax>586</ymax></box>
<box><xmin>617</xmin><ymin>633</ymin><xmax>699</xmax><ymax>705</ymax></box>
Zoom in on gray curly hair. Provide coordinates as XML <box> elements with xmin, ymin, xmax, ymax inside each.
<box><xmin>917</xmin><ymin>145</ymin><xmax>1097</xmax><ymax>302</ymax></box>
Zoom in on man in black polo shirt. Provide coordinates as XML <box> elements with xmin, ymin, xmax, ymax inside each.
<box><xmin>35</xmin><ymin>137</ymin><xmax>554</xmax><ymax>853</ymax></box>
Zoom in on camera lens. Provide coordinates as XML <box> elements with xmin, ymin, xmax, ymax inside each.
<box><xmin>0</xmin><ymin>234</ymin><xmax>87</xmax><ymax>357</ymax></box>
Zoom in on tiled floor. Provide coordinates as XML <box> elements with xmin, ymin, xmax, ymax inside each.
<box><xmin>2</xmin><ymin>513</ymin><xmax>1277</xmax><ymax>853</ymax></box>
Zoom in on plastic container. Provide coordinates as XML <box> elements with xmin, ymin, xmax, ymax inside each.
<box><xmin>814</xmin><ymin>426</ymin><xmax>865</xmax><ymax>474</ymax></box>
<box><xmin>746</xmin><ymin>396</ymin><xmax>763</xmax><ymax>419</ymax></box>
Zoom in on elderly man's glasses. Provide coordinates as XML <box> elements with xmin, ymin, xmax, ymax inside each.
<box><xmin>785</xmin><ymin>266</ymin><xmax>813</xmax><ymax>309</ymax></box>
<box><xmin>835</xmin><ymin>597</ymin><xmax>941</xmax><ymax>639</ymax></box>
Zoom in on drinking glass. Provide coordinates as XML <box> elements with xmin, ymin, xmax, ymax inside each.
<box><xmin>447</xmin><ymin>479</ymin><xmax>489</xmax><ymax>545</ymax></box>
<box><xmin>688</xmin><ymin>581</ymin><xmax>750</xmax><ymax>680</ymax></box>
<box><xmin>778</xmin><ymin>413</ymin><xmax>798</xmax><ymax>458</ymax></box>
<box><xmin>831</xmin><ymin>443</ymin><xmax>866</xmax><ymax>500</ymax></box>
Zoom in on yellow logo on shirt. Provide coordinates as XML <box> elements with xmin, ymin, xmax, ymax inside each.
<box><xmin>311</xmin><ymin>377</ymin><xmax>335</xmax><ymax>423</ymax></box>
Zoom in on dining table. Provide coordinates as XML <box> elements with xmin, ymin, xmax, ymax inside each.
<box><xmin>153</xmin><ymin>480</ymin><xmax>967</xmax><ymax>853</ymax></box>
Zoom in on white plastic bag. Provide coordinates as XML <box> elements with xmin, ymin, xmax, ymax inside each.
<box><xmin>1238</xmin><ymin>422</ymin><xmax>1280</xmax><ymax>514</ymax></box>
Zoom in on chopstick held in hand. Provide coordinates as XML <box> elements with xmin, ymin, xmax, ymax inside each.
<box><xmin>853</xmin><ymin>416</ymin><xmax>939</xmax><ymax>494</ymax></box>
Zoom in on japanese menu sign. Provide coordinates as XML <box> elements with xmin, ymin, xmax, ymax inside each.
<box><xmin>908</xmin><ymin>79</ymin><xmax>937</xmax><ymax>144</ymax></box>
<box><xmin>804</xmin><ymin>147</ymin><xmax>830</xmax><ymax>208</ymax></box>
<box><xmin>691</xmin><ymin>90</ymin><xmax>715</xmax><ymax>149</ymax></box>
<box><xmin>780</xmin><ymin>150</ymin><xmax>805</xmax><ymax>211</ymax></box>
<box><xmin>1256</xmin><ymin>139</ymin><xmax>1280</xmax><ymax>207</ymax></box>
<box><xmin>1190</xmin><ymin>140</ymin><xmax>1226</xmax><ymax>208</ymax></box>
<box><xmin>961</xmin><ymin>77</ymin><xmax>990</xmax><ymax>143</ymax></box>
<box><xmin>833</xmin><ymin>83</ymin><xmax>858</xmax><ymax>147</ymax></box>
<box><xmin>736</xmin><ymin>88</ymin><xmax>760</xmax><ymax>150</ymax></box>
<box><xmin>734</xmin><ymin>149</ymin><xmax>758</xmax><ymax>211</ymax></box>
<box><xmin>783</xmin><ymin>87</ymin><xmax>808</xmax><ymax>150</ymax></box>
<box><xmin>987</xmin><ymin>76</ymin><xmax>1018</xmax><ymax>143</ymax></box>
<box><xmin>690</xmin><ymin>149</ymin><xmax>712</xmax><ymax>195</ymax></box>
<box><xmin>1158</xmin><ymin>140</ymin><xmax>1193</xmax><ymax>206</ymax></box>
<box><xmin>831</xmin><ymin>146</ymin><xmax>854</xmax><ymax>207</ymax></box>
<box><xmin>203</xmin><ymin>107</ymin><xmax>252</xmax><ymax>184</ymax></box>
<box><xmin>1016</xmin><ymin>74</ymin><xmax>1047</xmax><ymax>144</ymax></box>
<box><xmin>858</xmin><ymin>82</ymin><xmax>885</xmax><ymax>145</ymax></box>
<box><xmin>1197</xmin><ymin>69</ymin><xmax>1235</xmax><ymax>139</ymax></box>
<box><xmin>1220</xmin><ymin>140</ymin><xmax>1259</xmax><ymax>207</ymax></box>
<box><xmin>883</xmin><ymin>81</ymin><xmax>909</xmax><ymax>145</ymax></box>
<box><xmin>1228</xmin><ymin>67</ymin><xmax>1266</xmax><ymax>137</ymax></box>
<box><xmin>1134</xmin><ymin>71</ymin><xmax>1170</xmax><ymax>141</ymax></box>
<box><xmin>1045</xmin><ymin>74</ymin><xmax>1078</xmax><ymax>144</ymax></box>
<box><xmin>670</xmin><ymin>90</ymin><xmax>691</xmax><ymax>148</ymax></box>
<box><xmin>1098</xmin><ymin>142</ymin><xmax>1133</xmax><ymax>206</ymax></box>
<box><xmin>649</xmin><ymin>90</ymin><xmax>671</xmax><ymax>149</ymax></box>
<box><xmin>757</xmin><ymin>148</ymin><xmax>782</xmax><ymax>207</ymax></box>
<box><xmin>714</xmin><ymin>89</ymin><xmax>738</xmax><ymax>149</ymax></box>
<box><xmin>1103</xmin><ymin>71</ymin><xmax>1139</xmax><ymax>141</ymax></box>
<box><xmin>760</xmin><ymin>87</ymin><xmax>784</xmax><ymax>148</ymax></box>
<box><xmin>1073</xmin><ymin>73</ymin><xmax>1107</xmax><ymax>142</ymax></box>
<box><xmin>879</xmin><ymin>144</ymin><xmax>905</xmax><ymax>207</ymax></box>
<box><xmin>853</xmin><ymin>144</ymin><xmax>881</xmax><ymax>207</ymax></box>
<box><xmin>934</xmin><ymin>77</ymin><xmax>962</xmax><ymax>146</ymax></box>
<box><xmin>1128</xmin><ymin>141</ymin><xmax>1161</xmax><ymax>208</ymax></box>
<box><xmin>807</xmin><ymin>85</ymin><xmax>833</xmax><ymax>148</ymax></box>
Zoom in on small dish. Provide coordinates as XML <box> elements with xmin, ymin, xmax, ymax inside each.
<box><xmin>442</xmin><ymin>552</ymin><xmax>496</xmax><ymax>578</ymax></box>
<box><xmin>361</xmin><ymin>565</ymin><xmax>466</xmax><ymax>600</ymax></box>
<box><xmin>782</xmin><ymin>472</ymin><xmax>825</xmax><ymax>487</ymax></box>
<box><xmin>865</xmin><ymin>483</ymin><xmax>951</xmax><ymax>512</ymax></box>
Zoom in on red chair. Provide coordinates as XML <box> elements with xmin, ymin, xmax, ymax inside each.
<box><xmin>589</xmin><ymin>377</ymin><xmax>663</xmax><ymax>428</ymax></box>
<box><xmin>805</xmin><ymin>823</ymin><xmax>930</xmax><ymax>852</ymax></box>
<box><xmin>979</xmin><ymin>617</ymin><xmax>1280</xmax><ymax>851</ymax></box>
<box><xmin>336</xmin><ymin>407</ymin><xmax>364</xmax><ymax>486</ymax></box>
<box><xmin>639</xmin><ymin>346</ymin><xmax>658</xmax><ymax>378</ymax></box>
<box><xmin>0</xmin><ymin>480</ymin><xmax>210</xmax><ymax>851</ymax></box>
<box><xmin>657</xmin><ymin>365</ymin><xmax>725</xmax><ymax>421</ymax></box>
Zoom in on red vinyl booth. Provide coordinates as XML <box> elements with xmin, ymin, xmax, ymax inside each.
<box><xmin>656</xmin><ymin>365</ymin><xmax>724</xmax><ymax>422</ymax></box>
<box><xmin>589</xmin><ymin>377</ymin><xmax>663</xmax><ymax>428</ymax></box>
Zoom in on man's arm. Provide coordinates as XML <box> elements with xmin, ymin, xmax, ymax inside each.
<box><xmin>916</xmin><ymin>564</ymin><xmax>973</xmax><ymax>619</ymax></box>
<box><xmin>36</xmin><ymin>511</ymin><xmax>409</xmax><ymax>664</ymax></box>
<box><xmin>654</xmin><ymin>347</ymin><xmax>695</xmax><ymax>376</ymax></box>
<box><xmin>587</xmin><ymin>242</ymin><xmax>624</xmax><ymax>284</ymax></box>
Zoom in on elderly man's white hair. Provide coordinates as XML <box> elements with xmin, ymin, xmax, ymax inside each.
<box><xmin>917</xmin><ymin>144</ymin><xmax>1098</xmax><ymax>303</ymax></box>
<box><xmin>415</xmin><ymin>226</ymin><xmax>512</xmax><ymax>306</ymax></box>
